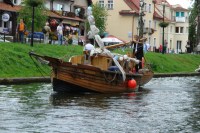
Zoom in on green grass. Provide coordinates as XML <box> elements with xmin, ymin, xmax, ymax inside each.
<box><xmin>0</xmin><ymin>42</ymin><xmax>83</xmax><ymax>78</ymax></box>
<box><xmin>144</xmin><ymin>52</ymin><xmax>200</xmax><ymax>73</ymax></box>
<box><xmin>0</xmin><ymin>42</ymin><xmax>200</xmax><ymax>78</ymax></box>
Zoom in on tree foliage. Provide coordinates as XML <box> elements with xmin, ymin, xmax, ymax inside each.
<box><xmin>87</xmin><ymin>2</ymin><xmax>108</xmax><ymax>36</ymax></box>
<box><xmin>18</xmin><ymin>0</ymin><xmax>47</xmax><ymax>31</ymax></box>
<box><xmin>189</xmin><ymin>0</ymin><xmax>198</xmax><ymax>50</ymax></box>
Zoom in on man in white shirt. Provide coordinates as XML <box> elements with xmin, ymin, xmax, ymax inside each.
<box><xmin>57</xmin><ymin>23</ymin><xmax>63</xmax><ymax>45</ymax></box>
<box><xmin>83</xmin><ymin>39</ymin><xmax>95</xmax><ymax>64</ymax></box>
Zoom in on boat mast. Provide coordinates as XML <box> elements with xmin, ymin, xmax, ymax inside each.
<box><xmin>139</xmin><ymin>0</ymin><xmax>145</xmax><ymax>39</ymax></box>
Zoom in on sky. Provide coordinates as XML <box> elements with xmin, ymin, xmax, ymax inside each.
<box><xmin>166</xmin><ymin>0</ymin><xmax>192</xmax><ymax>8</ymax></box>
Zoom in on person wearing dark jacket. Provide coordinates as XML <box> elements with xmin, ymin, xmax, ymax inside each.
<box><xmin>132</xmin><ymin>36</ymin><xmax>146</xmax><ymax>72</ymax></box>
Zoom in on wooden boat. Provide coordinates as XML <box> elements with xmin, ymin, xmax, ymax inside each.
<box><xmin>29</xmin><ymin>47</ymin><xmax>153</xmax><ymax>93</ymax></box>
<box><xmin>28</xmin><ymin>5</ymin><xmax>153</xmax><ymax>93</ymax></box>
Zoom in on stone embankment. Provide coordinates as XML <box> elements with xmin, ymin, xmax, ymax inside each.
<box><xmin>0</xmin><ymin>73</ymin><xmax>199</xmax><ymax>85</ymax></box>
<box><xmin>0</xmin><ymin>77</ymin><xmax>50</xmax><ymax>85</ymax></box>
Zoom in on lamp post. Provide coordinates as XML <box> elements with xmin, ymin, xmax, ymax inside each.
<box><xmin>28</xmin><ymin>0</ymin><xmax>41</xmax><ymax>47</ymax></box>
<box><xmin>139</xmin><ymin>0</ymin><xmax>145</xmax><ymax>38</ymax></box>
<box><xmin>31</xmin><ymin>5</ymin><xmax>35</xmax><ymax>47</ymax></box>
<box><xmin>162</xmin><ymin>1</ymin><xmax>166</xmax><ymax>54</ymax></box>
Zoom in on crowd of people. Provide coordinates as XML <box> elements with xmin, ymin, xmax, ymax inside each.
<box><xmin>16</xmin><ymin>19</ymin><xmax>84</xmax><ymax>45</ymax></box>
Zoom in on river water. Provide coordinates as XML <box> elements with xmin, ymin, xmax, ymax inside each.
<box><xmin>0</xmin><ymin>77</ymin><xmax>200</xmax><ymax>133</ymax></box>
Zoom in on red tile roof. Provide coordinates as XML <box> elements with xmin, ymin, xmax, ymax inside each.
<box><xmin>153</xmin><ymin>12</ymin><xmax>163</xmax><ymax>20</ymax></box>
<box><xmin>124</xmin><ymin>0</ymin><xmax>139</xmax><ymax>14</ymax></box>
<box><xmin>0</xmin><ymin>2</ymin><xmax>21</xmax><ymax>12</ymax></box>
<box><xmin>47</xmin><ymin>10</ymin><xmax>63</xmax><ymax>19</ymax></box>
<box><xmin>49</xmin><ymin>10</ymin><xmax>85</xmax><ymax>21</ymax></box>
<box><xmin>0</xmin><ymin>2</ymin><xmax>85</xmax><ymax>23</ymax></box>
<box><xmin>122</xmin><ymin>0</ymin><xmax>163</xmax><ymax>20</ymax></box>
<box><xmin>172</xmin><ymin>5</ymin><xmax>189</xmax><ymax>11</ymax></box>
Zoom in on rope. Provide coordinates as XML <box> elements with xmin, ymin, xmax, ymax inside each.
<box><xmin>30</xmin><ymin>55</ymin><xmax>49</xmax><ymax>78</ymax></box>
<box><xmin>143</xmin><ymin>56</ymin><xmax>153</xmax><ymax>71</ymax></box>
<box><xmin>103</xmin><ymin>71</ymin><xmax>118</xmax><ymax>83</ymax></box>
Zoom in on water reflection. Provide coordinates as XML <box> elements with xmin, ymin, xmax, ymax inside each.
<box><xmin>0</xmin><ymin>76</ymin><xmax>200</xmax><ymax>133</ymax></box>
<box><xmin>186</xmin><ymin>81</ymin><xmax>200</xmax><ymax>132</ymax></box>
<box><xmin>49</xmin><ymin>89</ymin><xmax>150</xmax><ymax>108</ymax></box>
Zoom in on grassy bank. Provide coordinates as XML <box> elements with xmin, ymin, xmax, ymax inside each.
<box><xmin>0</xmin><ymin>42</ymin><xmax>200</xmax><ymax>78</ymax></box>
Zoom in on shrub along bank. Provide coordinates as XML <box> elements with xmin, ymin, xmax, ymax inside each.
<box><xmin>0</xmin><ymin>42</ymin><xmax>200</xmax><ymax>78</ymax></box>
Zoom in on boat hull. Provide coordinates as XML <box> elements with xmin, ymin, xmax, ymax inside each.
<box><xmin>52</xmin><ymin>78</ymin><xmax>98</xmax><ymax>93</ymax></box>
<box><xmin>50</xmin><ymin>62</ymin><xmax>153</xmax><ymax>93</ymax></box>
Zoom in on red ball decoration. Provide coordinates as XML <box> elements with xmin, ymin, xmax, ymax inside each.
<box><xmin>128</xmin><ymin>79</ymin><xmax>137</xmax><ymax>89</ymax></box>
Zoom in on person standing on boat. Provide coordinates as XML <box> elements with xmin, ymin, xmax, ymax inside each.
<box><xmin>133</xmin><ymin>36</ymin><xmax>145</xmax><ymax>73</ymax></box>
<box><xmin>57</xmin><ymin>23</ymin><xmax>63</xmax><ymax>45</ymax></box>
<box><xmin>83</xmin><ymin>39</ymin><xmax>95</xmax><ymax>64</ymax></box>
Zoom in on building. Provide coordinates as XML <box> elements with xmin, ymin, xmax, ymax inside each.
<box><xmin>92</xmin><ymin>0</ymin><xmax>189</xmax><ymax>53</ymax></box>
<box><xmin>0</xmin><ymin>0</ymin><xmax>92</xmax><ymax>42</ymax></box>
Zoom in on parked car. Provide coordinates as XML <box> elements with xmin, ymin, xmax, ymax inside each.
<box><xmin>28</xmin><ymin>32</ymin><xmax>44</xmax><ymax>40</ymax></box>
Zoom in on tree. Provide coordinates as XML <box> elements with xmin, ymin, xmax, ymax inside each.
<box><xmin>87</xmin><ymin>2</ymin><xmax>108</xmax><ymax>36</ymax></box>
<box><xmin>189</xmin><ymin>0</ymin><xmax>198</xmax><ymax>52</ymax></box>
<box><xmin>18</xmin><ymin>0</ymin><xmax>47</xmax><ymax>31</ymax></box>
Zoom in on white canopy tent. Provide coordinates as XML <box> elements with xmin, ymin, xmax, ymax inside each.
<box><xmin>102</xmin><ymin>35</ymin><xmax>124</xmax><ymax>46</ymax></box>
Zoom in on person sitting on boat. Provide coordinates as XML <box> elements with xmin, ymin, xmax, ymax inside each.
<box><xmin>83</xmin><ymin>39</ymin><xmax>95</xmax><ymax>64</ymax></box>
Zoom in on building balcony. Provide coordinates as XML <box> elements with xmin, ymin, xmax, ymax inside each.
<box><xmin>176</xmin><ymin>17</ymin><xmax>186</xmax><ymax>22</ymax></box>
<box><xmin>62</xmin><ymin>11</ymin><xmax>76</xmax><ymax>18</ymax></box>
<box><xmin>143</xmin><ymin>27</ymin><xmax>155</xmax><ymax>35</ymax></box>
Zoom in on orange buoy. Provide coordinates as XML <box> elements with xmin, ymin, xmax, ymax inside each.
<box><xmin>128</xmin><ymin>79</ymin><xmax>137</xmax><ymax>89</ymax></box>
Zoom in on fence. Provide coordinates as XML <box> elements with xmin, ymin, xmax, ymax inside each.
<box><xmin>0</xmin><ymin>32</ymin><xmax>44</xmax><ymax>43</ymax></box>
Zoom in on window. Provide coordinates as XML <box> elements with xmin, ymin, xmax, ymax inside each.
<box><xmin>153</xmin><ymin>38</ymin><xmax>156</xmax><ymax>51</ymax></box>
<box><xmin>149</xmin><ymin>20</ymin><xmax>151</xmax><ymax>29</ymax></box>
<box><xmin>108</xmin><ymin>0</ymin><xmax>113</xmax><ymax>10</ymax></box>
<box><xmin>170</xmin><ymin>26</ymin><xmax>172</xmax><ymax>33</ymax></box>
<box><xmin>153</xmin><ymin>38</ymin><xmax>156</xmax><ymax>46</ymax></box>
<box><xmin>75</xmin><ymin>8</ymin><xmax>81</xmax><ymax>16</ymax></box>
<box><xmin>180</xmin><ymin>27</ymin><xmax>184</xmax><ymax>33</ymax></box>
<box><xmin>175</xmin><ymin>27</ymin><xmax>184</xmax><ymax>33</ymax></box>
<box><xmin>13</xmin><ymin>0</ymin><xmax>17</xmax><ymax>4</ymax></box>
<box><xmin>176</xmin><ymin>12</ymin><xmax>185</xmax><ymax>17</ymax></box>
<box><xmin>170</xmin><ymin>40</ymin><xmax>172</xmax><ymax>49</ymax></box>
<box><xmin>56</xmin><ymin>4</ymin><xmax>63</xmax><ymax>11</ymax></box>
<box><xmin>144</xmin><ymin>3</ymin><xmax>147</xmax><ymax>12</ymax></box>
<box><xmin>143</xmin><ymin>19</ymin><xmax>146</xmax><ymax>27</ymax></box>
<box><xmin>154</xmin><ymin>21</ymin><xmax>156</xmax><ymax>30</ymax></box>
<box><xmin>176</xmin><ymin>41</ymin><xmax>182</xmax><ymax>53</ymax></box>
<box><xmin>176</xmin><ymin>12</ymin><xmax>179</xmax><ymax>17</ymax></box>
<box><xmin>175</xmin><ymin>27</ymin><xmax>179</xmax><ymax>33</ymax></box>
<box><xmin>99</xmin><ymin>0</ymin><xmax>104</xmax><ymax>7</ymax></box>
<box><xmin>148</xmin><ymin>37</ymin><xmax>151</xmax><ymax>46</ymax></box>
<box><xmin>181</xmin><ymin>12</ymin><xmax>184</xmax><ymax>17</ymax></box>
<box><xmin>149</xmin><ymin>4</ymin><xmax>151</xmax><ymax>13</ymax></box>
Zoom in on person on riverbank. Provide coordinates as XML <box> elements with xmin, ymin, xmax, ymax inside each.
<box><xmin>43</xmin><ymin>22</ymin><xmax>51</xmax><ymax>44</ymax></box>
<box><xmin>16</xmin><ymin>19</ymin><xmax>26</xmax><ymax>43</ymax></box>
<box><xmin>57</xmin><ymin>23</ymin><xmax>63</xmax><ymax>45</ymax></box>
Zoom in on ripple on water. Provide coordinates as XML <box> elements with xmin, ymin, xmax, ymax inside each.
<box><xmin>0</xmin><ymin>77</ymin><xmax>200</xmax><ymax>132</ymax></box>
